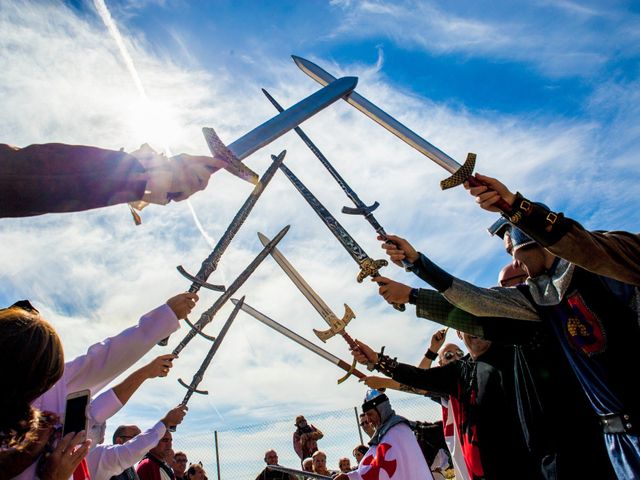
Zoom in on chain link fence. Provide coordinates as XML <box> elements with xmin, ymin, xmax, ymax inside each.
<box><xmin>173</xmin><ymin>396</ymin><xmax>442</xmax><ymax>479</ymax></box>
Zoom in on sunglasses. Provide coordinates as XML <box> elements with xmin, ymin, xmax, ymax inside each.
<box><xmin>443</xmin><ymin>350</ymin><xmax>464</xmax><ymax>360</ymax></box>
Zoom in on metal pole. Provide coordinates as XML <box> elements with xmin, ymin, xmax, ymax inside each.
<box><xmin>214</xmin><ymin>430</ymin><xmax>221</xmax><ymax>480</ymax></box>
<box><xmin>354</xmin><ymin>406</ymin><xmax>364</xmax><ymax>445</ymax></box>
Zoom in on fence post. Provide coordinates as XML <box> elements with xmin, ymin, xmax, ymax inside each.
<box><xmin>214</xmin><ymin>430</ymin><xmax>221</xmax><ymax>480</ymax></box>
<box><xmin>354</xmin><ymin>406</ymin><xmax>364</xmax><ymax>445</ymax></box>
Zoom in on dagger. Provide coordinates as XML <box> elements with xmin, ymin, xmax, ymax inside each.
<box><xmin>277</xmin><ymin>160</ymin><xmax>405</xmax><ymax>312</ymax></box>
<box><xmin>204</xmin><ymin>75</ymin><xmax>358</xmax><ymax>185</ymax></box>
<box><xmin>172</xmin><ymin>225</ymin><xmax>289</xmax><ymax>356</ymax></box>
<box><xmin>291</xmin><ymin>55</ymin><xmax>511</xmax><ymax>210</ymax></box>
<box><xmin>231</xmin><ymin>299</ymin><xmax>367</xmax><ymax>384</ymax></box>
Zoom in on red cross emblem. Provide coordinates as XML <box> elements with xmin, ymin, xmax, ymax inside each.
<box><xmin>361</xmin><ymin>443</ymin><xmax>397</xmax><ymax>480</ymax></box>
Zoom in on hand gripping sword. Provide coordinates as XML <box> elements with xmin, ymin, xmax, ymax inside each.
<box><xmin>261</xmin><ymin>88</ymin><xmax>412</xmax><ymax>270</ymax></box>
<box><xmin>177</xmin><ymin>296</ymin><xmax>244</xmax><ymax>408</ymax></box>
<box><xmin>203</xmin><ymin>75</ymin><xmax>358</xmax><ymax>185</ymax></box>
<box><xmin>231</xmin><ymin>299</ymin><xmax>367</xmax><ymax>384</ymax></box>
<box><xmin>277</xmin><ymin>160</ymin><xmax>405</xmax><ymax>312</ymax></box>
<box><xmin>157</xmin><ymin>151</ymin><xmax>287</xmax><ymax>346</ymax></box>
<box><xmin>258</xmin><ymin>231</ymin><xmax>361</xmax><ymax>383</ymax></box>
<box><xmin>291</xmin><ymin>55</ymin><xmax>512</xmax><ymax>211</ymax></box>
<box><xmin>171</xmin><ymin>225</ymin><xmax>289</xmax><ymax>356</ymax></box>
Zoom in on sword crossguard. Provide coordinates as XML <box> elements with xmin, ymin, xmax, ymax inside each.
<box><xmin>184</xmin><ymin>318</ymin><xmax>217</xmax><ymax>342</ymax></box>
<box><xmin>341</xmin><ymin>201</ymin><xmax>380</xmax><ymax>216</ymax></box>
<box><xmin>313</xmin><ymin>304</ymin><xmax>356</xmax><ymax>343</ymax></box>
<box><xmin>176</xmin><ymin>266</ymin><xmax>226</xmax><ymax>292</ymax></box>
<box><xmin>178</xmin><ymin>378</ymin><xmax>208</xmax><ymax>395</ymax></box>
<box><xmin>337</xmin><ymin>356</ymin><xmax>359</xmax><ymax>384</ymax></box>
<box><xmin>357</xmin><ymin>258</ymin><xmax>388</xmax><ymax>283</ymax></box>
<box><xmin>440</xmin><ymin>152</ymin><xmax>476</xmax><ymax>190</ymax></box>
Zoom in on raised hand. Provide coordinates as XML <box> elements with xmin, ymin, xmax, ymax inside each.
<box><xmin>166</xmin><ymin>292</ymin><xmax>199</xmax><ymax>319</ymax></box>
<box><xmin>40</xmin><ymin>431</ymin><xmax>91</xmax><ymax>480</ymax></box>
<box><xmin>377</xmin><ymin>234</ymin><xmax>419</xmax><ymax>267</ymax></box>
<box><xmin>464</xmin><ymin>173</ymin><xmax>516</xmax><ymax>212</ymax></box>
<box><xmin>372</xmin><ymin>276</ymin><xmax>412</xmax><ymax>304</ymax></box>
<box><xmin>143</xmin><ymin>354</ymin><xmax>178</xmax><ymax>378</ymax></box>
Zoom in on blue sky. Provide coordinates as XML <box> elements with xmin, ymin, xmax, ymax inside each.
<box><xmin>1</xmin><ymin>0</ymin><xmax>639</xmax><ymax>474</ymax></box>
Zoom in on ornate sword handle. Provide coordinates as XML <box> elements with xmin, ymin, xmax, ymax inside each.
<box><xmin>356</xmin><ymin>258</ymin><xmax>406</xmax><ymax>311</ymax></box>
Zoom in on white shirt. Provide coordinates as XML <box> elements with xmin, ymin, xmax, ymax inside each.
<box><xmin>86</xmin><ymin>421</ymin><xmax>166</xmax><ymax>480</ymax></box>
<box><xmin>347</xmin><ymin>423</ymin><xmax>433</xmax><ymax>480</ymax></box>
<box><xmin>14</xmin><ymin>303</ymin><xmax>180</xmax><ymax>480</ymax></box>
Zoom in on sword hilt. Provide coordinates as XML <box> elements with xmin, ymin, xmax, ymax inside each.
<box><xmin>439</xmin><ymin>153</ymin><xmax>513</xmax><ymax>213</ymax></box>
<box><xmin>313</xmin><ymin>304</ymin><xmax>355</xmax><ymax>343</ymax></box>
<box><xmin>341</xmin><ymin>201</ymin><xmax>379</xmax><ymax>216</ymax></box>
<box><xmin>184</xmin><ymin>317</ymin><xmax>217</xmax><ymax>342</ymax></box>
<box><xmin>357</xmin><ymin>258</ymin><xmax>406</xmax><ymax>311</ymax></box>
<box><xmin>178</xmin><ymin>377</ymin><xmax>209</xmax><ymax>396</ymax></box>
<box><xmin>337</xmin><ymin>357</ymin><xmax>359</xmax><ymax>384</ymax></box>
<box><xmin>177</xmin><ymin>266</ymin><xmax>226</xmax><ymax>292</ymax></box>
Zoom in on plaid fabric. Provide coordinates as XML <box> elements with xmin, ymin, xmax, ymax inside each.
<box><xmin>415</xmin><ymin>289</ymin><xmax>486</xmax><ymax>337</ymax></box>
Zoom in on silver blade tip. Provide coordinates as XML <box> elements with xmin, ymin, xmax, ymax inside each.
<box><xmin>256</xmin><ymin>232</ymin><xmax>270</xmax><ymax>245</ymax></box>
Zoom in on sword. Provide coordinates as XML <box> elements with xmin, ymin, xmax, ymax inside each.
<box><xmin>277</xmin><ymin>160</ymin><xmax>405</xmax><ymax>311</ymax></box>
<box><xmin>157</xmin><ymin>150</ymin><xmax>288</xmax><ymax>346</ymax></box>
<box><xmin>172</xmin><ymin>225</ymin><xmax>289</xmax><ymax>356</ymax></box>
<box><xmin>204</xmin><ymin>75</ymin><xmax>358</xmax><ymax>185</ymax></box>
<box><xmin>258</xmin><ymin>231</ymin><xmax>360</xmax><ymax>383</ymax></box>
<box><xmin>261</xmin><ymin>88</ymin><xmax>411</xmax><ymax>270</ymax></box>
<box><xmin>231</xmin><ymin>299</ymin><xmax>367</xmax><ymax>383</ymax></box>
<box><xmin>268</xmin><ymin>465</ymin><xmax>332</xmax><ymax>479</ymax></box>
<box><xmin>176</xmin><ymin>297</ymin><xmax>244</xmax><ymax>408</ymax></box>
<box><xmin>291</xmin><ymin>55</ymin><xmax>511</xmax><ymax>210</ymax></box>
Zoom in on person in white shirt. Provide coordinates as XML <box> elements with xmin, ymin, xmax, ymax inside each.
<box><xmin>86</xmin><ymin>354</ymin><xmax>188</xmax><ymax>480</ymax></box>
<box><xmin>13</xmin><ymin>291</ymin><xmax>198</xmax><ymax>480</ymax></box>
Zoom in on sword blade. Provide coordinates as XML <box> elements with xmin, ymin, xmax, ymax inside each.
<box><xmin>180</xmin><ymin>297</ymin><xmax>244</xmax><ymax>406</ymax></box>
<box><xmin>257</xmin><ymin>232</ymin><xmax>337</xmax><ymax>326</ymax></box>
<box><xmin>172</xmin><ymin>225</ymin><xmax>290</xmax><ymax>356</ymax></box>
<box><xmin>291</xmin><ymin>55</ymin><xmax>461</xmax><ymax>174</ymax></box>
<box><xmin>181</xmin><ymin>150</ymin><xmax>286</xmax><ymax>290</ymax></box>
<box><xmin>278</xmin><ymin>161</ymin><xmax>369</xmax><ymax>266</ymax></box>
<box><xmin>232</xmin><ymin>299</ymin><xmax>365</xmax><ymax>379</ymax></box>
<box><xmin>268</xmin><ymin>465</ymin><xmax>332</xmax><ymax>479</ymax></box>
<box><xmin>262</xmin><ymin>88</ymin><xmax>387</xmax><ymax>237</ymax></box>
<box><xmin>228</xmin><ymin>76</ymin><xmax>357</xmax><ymax>161</ymax></box>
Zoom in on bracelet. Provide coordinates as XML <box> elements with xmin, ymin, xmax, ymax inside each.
<box><xmin>424</xmin><ymin>349</ymin><xmax>438</xmax><ymax>361</ymax></box>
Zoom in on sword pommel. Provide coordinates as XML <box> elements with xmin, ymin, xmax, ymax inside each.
<box><xmin>202</xmin><ymin>127</ymin><xmax>259</xmax><ymax>184</ymax></box>
<box><xmin>313</xmin><ymin>303</ymin><xmax>356</xmax><ymax>342</ymax></box>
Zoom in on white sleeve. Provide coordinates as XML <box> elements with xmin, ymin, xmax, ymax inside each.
<box><xmin>89</xmin><ymin>389</ymin><xmax>123</xmax><ymax>424</ymax></box>
<box><xmin>64</xmin><ymin>303</ymin><xmax>180</xmax><ymax>395</ymax></box>
<box><xmin>87</xmin><ymin>421</ymin><xmax>166</xmax><ymax>480</ymax></box>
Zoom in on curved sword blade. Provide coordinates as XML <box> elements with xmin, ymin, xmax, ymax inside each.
<box><xmin>172</xmin><ymin>225</ymin><xmax>290</xmax><ymax>355</ymax></box>
<box><xmin>291</xmin><ymin>55</ymin><xmax>460</xmax><ymax>174</ymax></box>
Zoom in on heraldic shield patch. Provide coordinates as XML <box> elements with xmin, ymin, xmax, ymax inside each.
<box><xmin>563</xmin><ymin>291</ymin><xmax>607</xmax><ymax>356</ymax></box>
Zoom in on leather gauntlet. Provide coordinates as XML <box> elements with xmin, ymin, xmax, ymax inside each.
<box><xmin>503</xmin><ymin>192</ymin><xmax>573</xmax><ymax>246</ymax></box>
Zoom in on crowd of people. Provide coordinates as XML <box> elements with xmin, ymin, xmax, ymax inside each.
<box><xmin>1</xmin><ymin>140</ymin><xmax>638</xmax><ymax>480</ymax></box>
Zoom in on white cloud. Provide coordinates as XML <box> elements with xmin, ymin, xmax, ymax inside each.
<box><xmin>2</xmin><ymin>0</ymin><xmax>639</xmax><ymax>475</ymax></box>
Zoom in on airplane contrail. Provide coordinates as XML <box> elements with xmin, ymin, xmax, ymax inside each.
<box><xmin>93</xmin><ymin>0</ymin><xmax>215</xmax><ymax>248</ymax></box>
